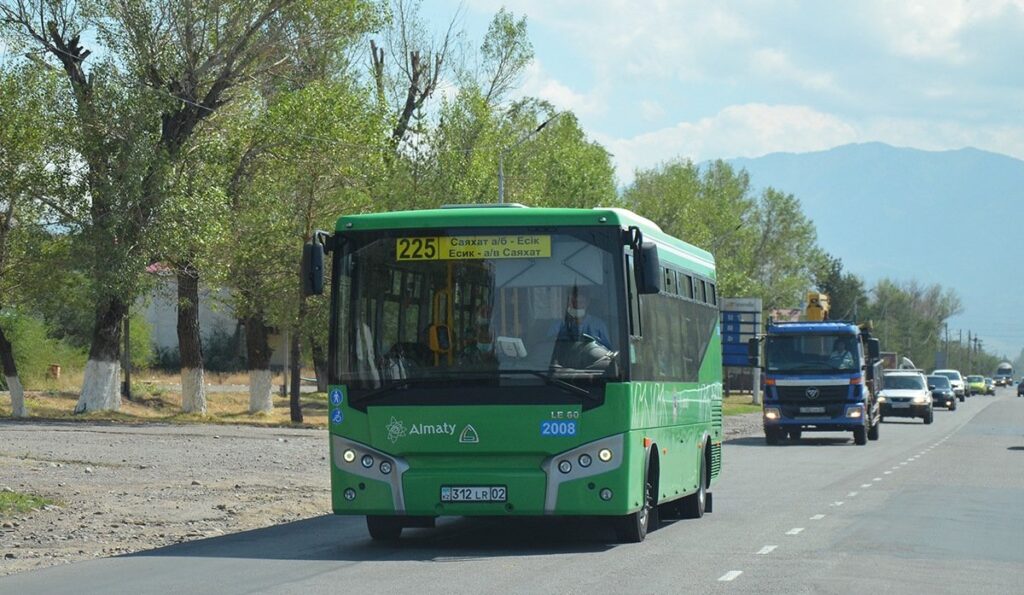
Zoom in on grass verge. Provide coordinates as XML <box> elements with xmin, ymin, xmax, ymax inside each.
<box><xmin>0</xmin><ymin>389</ymin><xmax>327</xmax><ymax>429</ymax></box>
<box><xmin>724</xmin><ymin>394</ymin><xmax>762</xmax><ymax>416</ymax></box>
<box><xmin>0</xmin><ymin>491</ymin><xmax>55</xmax><ymax>517</ymax></box>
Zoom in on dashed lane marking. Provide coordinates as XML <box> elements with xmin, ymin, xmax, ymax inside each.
<box><xmin>884</xmin><ymin>471</ymin><xmax>892</xmax><ymax>475</ymax></box>
<box><xmin>861</xmin><ymin>484</ymin><xmax>872</xmax><ymax>488</ymax></box>
<box><xmin>810</xmin><ymin>514</ymin><xmax>825</xmax><ymax>520</ymax></box>
<box><xmin>831</xmin><ymin>501</ymin><xmax>845</xmax><ymax>507</ymax></box>
<box><xmin>718</xmin><ymin>571</ymin><xmax>743</xmax><ymax>582</ymax></box>
<box><xmin>847</xmin><ymin>491</ymin><xmax>859</xmax><ymax>497</ymax></box>
<box><xmin>873</xmin><ymin>477</ymin><xmax>882</xmax><ymax>481</ymax></box>
<box><xmin>786</xmin><ymin>528</ymin><xmax>804</xmax><ymax>535</ymax></box>
<box><xmin>757</xmin><ymin>545</ymin><xmax>777</xmax><ymax>555</ymax></box>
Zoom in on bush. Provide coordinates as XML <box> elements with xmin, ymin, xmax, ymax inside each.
<box><xmin>0</xmin><ymin>310</ymin><xmax>87</xmax><ymax>387</ymax></box>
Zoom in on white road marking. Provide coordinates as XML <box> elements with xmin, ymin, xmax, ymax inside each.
<box><xmin>719</xmin><ymin>571</ymin><xmax>743</xmax><ymax>582</ymax></box>
<box><xmin>786</xmin><ymin>528</ymin><xmax>804</xmax><ymax>535</ymax></box>
<box><xmin>847</xmin><ymin>491</ymin><xmax>859</xmax><ymax>497</ymax></box>
<box><xmin>757</xmin><ymin>545</ymin><xmax>777</xmax><ymax>555</ymax></box>
<box><xmin>900</xmin><ymin>462</ymin><xmax>908</xmax><ymax>466</ymax></box>
<box><xmin>873</xmin><ymin>477</ymin><xmax>882</xmax><ymax>481</ymax></box>
<box><xmin>831</xmin><ymin>501</ymin><xmax>845</xmax><ymax>507</ymax></box>
<box><xmin>884</xmin><ymin>471</ymin><xmax>892</xmax><ymax>475</ymax></box>
<box><xmin>810</xmin><ymin>514</ymin><xmax>825</xmax><ymax>520</ymax></box>
<box><xmin>861</xmin><ymin>484</ymin><xmax>872</xmax><ymax>488</ymax></box>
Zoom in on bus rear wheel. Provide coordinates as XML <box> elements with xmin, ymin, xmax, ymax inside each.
<box><xmin>678</xmin><ymin>451</ymin><xmax>707</xmax><ymax>519</ymax></box>
<box><xmin>366</xmin><ymin>515</ymin><xmax>403</xmax><ymax>541</ymax></box>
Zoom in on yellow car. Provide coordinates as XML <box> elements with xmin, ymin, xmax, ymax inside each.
<box><xmin>966</xmin><ymin>375</ymin><xmax>986</xmax><ymax>396</ymax></box>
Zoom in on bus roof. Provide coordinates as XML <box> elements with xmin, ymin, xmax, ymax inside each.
<box><xmin>767</xmin><ymin>321</ymin><xmax>860</xmax><ymax>335</ymax></box>
<box><xmin>335</xmin><ymin>205</ymin><xmax>714</xmax><ymax>267</ymax></box>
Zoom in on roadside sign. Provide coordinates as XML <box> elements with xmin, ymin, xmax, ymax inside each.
<box><xmin>721</xmin><ymin>297</ymin><xmax>762</xmax><ymax>368</ymax></box>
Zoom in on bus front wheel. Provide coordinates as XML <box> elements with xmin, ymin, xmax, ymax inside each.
<box><xmin>616</xmin><ymin>472</ymin><xmax>657</xmax><ymax>543</ymax></box>
<box><xmin>366</xmin><ymin>515</ymin><xmax>403</xmax><ymax>541</ymax></box>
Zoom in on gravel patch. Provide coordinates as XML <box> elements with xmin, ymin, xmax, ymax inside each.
<box><xmin>1</xmin><ymin>413</ymin><xmax>763</xmax><ymax>576</ymax></box>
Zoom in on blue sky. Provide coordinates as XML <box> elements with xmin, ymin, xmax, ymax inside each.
<box><xmin>424</xmin><ymin>1</ymin><xmax>1024</xmax><ymax>358</ymax></box>
<box><xmin>425</xmin><ymin>0</ymin><xmax>1024</xmax><ymax>184</ymax></box>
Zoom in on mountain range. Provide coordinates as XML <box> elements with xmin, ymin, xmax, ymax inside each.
<box><xmin>727</xmin><ymin>142</ymin><xmax>1023</xmax><ymax>358</ymax></box>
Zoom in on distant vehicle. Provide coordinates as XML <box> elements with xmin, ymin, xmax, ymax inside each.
<box><xmin>754</xmin><ymin>311</ymin><xmax>882</xmax><ymax>446</ymax></box>
<box><xmin>983</xmin><ymin>377</ymin><xmax>995</xmax><ymax>395</ymax></box>
<box><xmin>994</xmin><ymin>362</ymin><xmax>1014</xmax><ymax>386</ymax></box>
<box><xmin>932</xmin><ymin>369</ymin><xmax>967</xmax><ymax>401</ymax></box>
<box><xmin>879</xmin><ymin>371</ymin><xmax>933</xmax><ymax>423</ymax></box>
<box><xmin>966</xmin><ymin>375</ymin><xmax>986</xmax><ymax>396</ymax></box>
<box><xmin>1018</xmin><ymin>380</ymin><xmax>1024</xmax><ymax>397</ymax></box>
<box><xmin>926</xmin><ymin>375</ymin><xmax>957</xmax><ymax>410</ymax></box>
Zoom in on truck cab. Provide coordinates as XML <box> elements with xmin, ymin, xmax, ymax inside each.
<box><xmin>755</xmin><ymin>321</ymin><xmax>882</xmax><ymax>445</ymax></box>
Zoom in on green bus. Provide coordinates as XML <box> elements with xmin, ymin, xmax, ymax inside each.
<box><xmin>305</xmin><ymin>204</ymin><xmax>723</xmax><ymax>543</ymax></box>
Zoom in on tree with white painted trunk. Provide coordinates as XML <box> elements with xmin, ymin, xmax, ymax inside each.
<box><xmin>0</xmin><ymin>63</ymin><xmax>70</xmax><ymax>418</ymax></box>
<box><xmin>2</xmin><ymin>0</ymin><xmax>381</xmax><ymax>413</ymax></box>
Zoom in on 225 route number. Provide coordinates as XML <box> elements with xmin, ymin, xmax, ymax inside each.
<box><xmin>396</xmin><ymin>237</ymin><xmax>438</xmax><ymax>261</ymax></box>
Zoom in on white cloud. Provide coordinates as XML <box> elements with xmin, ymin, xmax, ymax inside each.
<box><xmin>599</xmin><ymin>104</ymin><xmax>859</xmax><ymax>183</ymax></box>
<box><xmin>870</xmin><ymin>0</ymin><xmax>1024</xmax><ymax>63</ymax></box>
<box><xmin>749</xmin><ymin>48</ymin><xmax>837</xmax><ymax>92</ymax></box>
<box><xmin>639</xmin><ymin>99</ymin><xmax>665</xmax><ymax>122</ymax></box>
<box><xmin>518</xmin><ymin>60</ymin><xmax>606</xmax><ymax>117</ymax></box>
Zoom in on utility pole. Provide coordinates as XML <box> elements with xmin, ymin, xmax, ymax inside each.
<box><xmin>498</xmin><ymin>113</ymin><xmax>563</xmax><ymax>204</ymax></box>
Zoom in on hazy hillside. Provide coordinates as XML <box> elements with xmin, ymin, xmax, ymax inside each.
<box><xmin>728</xmin><ymin>142</ymin><xmax>1024</xmax><ymax>357</ymax></box>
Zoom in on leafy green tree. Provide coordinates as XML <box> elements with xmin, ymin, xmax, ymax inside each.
<box><xmin>813</xmin><ymin>254</ymin><xmax>868</xmax><ymax>321</ymax></box>
<box><xmin>0</xmin><ymin>63</ymin><xmax>71</xmax><ymax>417</ymax></box>
<box><xmin>865</xmin><ymin>279</ymin><xmax>962</xmax><ymax>368</ymax></box>
<box><xmin>1</xmin><ymin>0</ymin><xmax>379</xmax><ymax>412</ymax></box>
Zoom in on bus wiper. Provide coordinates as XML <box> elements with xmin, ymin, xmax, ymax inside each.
<box><xmin>503</xmin><ymin>370</ymin><xmax>598</xmax><ymax>402</ymax></box>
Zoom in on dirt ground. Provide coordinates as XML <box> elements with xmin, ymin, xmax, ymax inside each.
<box><xmin>0</xmin><ymin>413</ymin><xmax>764</xmax><ymax>577</ymax></box>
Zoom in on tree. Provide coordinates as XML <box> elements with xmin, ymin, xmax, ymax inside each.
<box><xmin>814</xmin><ymin>254</ymin><xmax>868</xmax><ymax>321</ymax></box>
<box><xmin>0</xmin><ymin>63</ymin><xmax>70</xmax><ymax>417</ymax></box>
<box><xmin>1</xmin><ymin>0</ymin><xmax>378</xmax><ymax>412</ymax></box>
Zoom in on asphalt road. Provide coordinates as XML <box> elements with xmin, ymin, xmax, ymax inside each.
<box><xmin>3</xmin><ymin>387</ymin><xmax>1023</xmax><ymax>594</ymax></box>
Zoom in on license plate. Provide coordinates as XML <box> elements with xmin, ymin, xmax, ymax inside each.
<box><xmin>800</xmin><ymin>406</ymin><xmax>826</xmax><ymax>414</ymax></box>
<box><xmin>892</xmin><ymin>402</ymin><xmax>911</xmax><ymax>408</ymax></box>
<box><xmin>440</xmin><ymin>486</ymin><xmax>507</xmax><ymax>503</ymax></box>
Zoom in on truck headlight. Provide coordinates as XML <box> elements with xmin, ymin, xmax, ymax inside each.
<box><xmin>764</xmin><ymin>407</ymin><xmax>780</xmax><ymax>420</ymax></box>
<box><xmin>846</xmin><ymin>406</ymin><xmax>863</xmax><ymax>418</ymax></box>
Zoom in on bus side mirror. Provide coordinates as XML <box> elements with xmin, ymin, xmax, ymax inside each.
<box><xmin>301</xmin><ymin>241</ymin><xmax>324</xmax><ymax>296</ymax></box>
<box><xmin>636</xmin><ymin>241</ymin><xmax>662</xmax><ymax>294</ymax></box>
<box><xmin>866</xmin><ymin>338</ymin><xmax>880</xmax><ymax>360</ymax></box>
<box><xmin>747</xmin><ymin>337</ymin><xmax>761</xmax><ymax>367</ymax></box>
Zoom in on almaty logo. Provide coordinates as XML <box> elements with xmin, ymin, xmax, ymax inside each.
<box><xmin>459</xmin><ymin>424</ymin><xmax>480</xmax><ymax>444</ymax></box>
<box><xmin>386</xmin><ymin>417</ymin><xmax>407</xmax><ymax>443</ymax></box>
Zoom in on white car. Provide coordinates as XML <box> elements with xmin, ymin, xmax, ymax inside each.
<box><xmin>931</xmin><ymin>369</ymin><xmax>966</xmax><ymax>402</ymax></box>
<box><xmin>879</xmin><ymin>371</ymin><xmax>933</xmax><ymax>424</ymax></box>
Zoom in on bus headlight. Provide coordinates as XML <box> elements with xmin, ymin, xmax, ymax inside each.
<box><xmin>598</xmin><ymin>448</ymin><xmax>613</xmax><ymax>463</ymax></box>
<box><xmin>361</xmin><ymin>454</ymin><xmax>374</xmax><ymax>469</ymax></box>
<box><xmin>558</xmin><ymin>460</ymin><xmax>573</xmax><ymax>474</ymax></box>
<box><xmin>578</xmin><ymin>454</ymin><xmax>592</xmax><ymax>468</ymax></box>
<box><xmin>342</xmin><ymin>449</ymin><xmax>356</xmax><ymax>463</ymax></box>
<box><xmin>343</xmin><ymin>488</ymin><xmax>356</xmax><ymax>501</ymax></box>
<box><xmin>379</xmin><ymin>461</ymin><xmax>392</xmax><ymax>475</ymax></box>
<box><xmin>599</xmin><ymin>488</ymin><xmax>613</xmax><ymax>501</ymax></box>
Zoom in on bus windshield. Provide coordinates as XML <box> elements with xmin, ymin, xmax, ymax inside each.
<box><xmin>333</xmin><ymin>228</ymin><xmax>625</xmax><ymax>404</ymax></box>
<box><xmin>765</xmin><ymin>334</ymin><xmax>861</xmax><ymax>373</ymax></box>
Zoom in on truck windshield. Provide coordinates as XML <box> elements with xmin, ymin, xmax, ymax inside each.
<box><xmin>332</xmin><ymin>228</ymin><xmax>625</xmax><ymax>404</ymax></box>
<box><xmin>765</xmin><ymin>334</ymin><xmax>860</xmax><ymax>373</ymax></box>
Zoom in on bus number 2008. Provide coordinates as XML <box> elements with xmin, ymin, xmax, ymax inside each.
<box><xmin>540</xmin><ymin>420</ymin><xmax>577</xmax><ymax>436</ymax></box>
